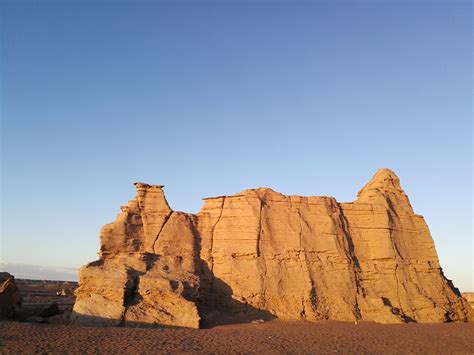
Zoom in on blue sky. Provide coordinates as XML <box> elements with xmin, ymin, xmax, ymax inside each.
<box><xmin>1</xmin><ymin>1</ymin><xmax>472</xmax><ymax>290</ymax></box>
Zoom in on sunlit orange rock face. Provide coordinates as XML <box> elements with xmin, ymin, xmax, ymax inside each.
<box><xmin>71</xmin><ymin>169</ymin><xmax>473</xmax><ymax>328</ymax></box>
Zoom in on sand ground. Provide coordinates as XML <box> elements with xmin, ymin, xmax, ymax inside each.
<box><xmin>1</xmin><ymin>320</ymin><xmax>473</xmax><ymax>354</ymax></box>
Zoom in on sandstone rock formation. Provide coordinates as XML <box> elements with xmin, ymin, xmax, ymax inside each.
<box><xmin>72</xmin><ymin>169</ymin><xmax>473</xmax><ymax>327</ymax></box>
<box><xmin>0</xmin><ymin>272</ymin><xmax>19</xmax><ymax>318</ymax></box>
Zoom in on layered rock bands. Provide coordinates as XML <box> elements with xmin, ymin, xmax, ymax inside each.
<box><xmin>71</xmin><ymin>169</ymin><xmax>473</xmax><ymax>328</ymax></box>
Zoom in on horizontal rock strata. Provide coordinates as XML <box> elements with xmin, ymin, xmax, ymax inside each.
<box><xmin>72</xmin><ymin>169</ymin><xmax>473</xmax><ymax>327</ymax></box>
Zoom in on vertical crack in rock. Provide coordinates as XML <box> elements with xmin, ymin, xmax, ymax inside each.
<box><xmin>256</xmin><ymin>192</ymin><xmax>268</xmax><ymax>309</ymax></box>
<box><xmin>297</xmin><ymin>206</ymin><xmax>303</xmax><ymax>251</ymax></box>
<box><xmin>387</xmin><ymin>214</ymin><xmax>403</xmax><ymax>260</ymax></box>
<box><xmin>261</xmin><ymin>253</ymin><xmax>268</xmax><ymax>310</ymax></box>
<box><xmin>303</xmin><ymin>250</ymin><xmax>320</xmax><ymax>318</ymax></box>
<box><xmin>152</xmin><ymin>211</ymin><xmax>173</xmax><ymax>253</ymax></box>
<box><xmin>256</xmin><ymin>196</ymin><xmax>264</xmax><ymax>258</ymax></box>
<box><xmin>384</xmin><ymin>196</ymin><xmax>403</xmax><ymax>260</ymax></box>
<box><xmin>295</xmin><ymin>198</ymin><xmax>321</xmax><ymax>319</ymax></box>
<box><xmin>207</xmin><ymin>197</ymin><xmax>226</xmax><ymax>295</ymax></box>
<box><xmin>297</xmin><ymin>203</ymin><xmax>317</xmax><ymax>319</ymax></box>
<box><xmin>337</xmin><ymin>203</ymin><xmax>363</xmax><ymax>320</ymax></box>
<box><xmin>209</xmin><ymin>197</ymin><xmax>226</xmax><ymax>273</ymax></box>
<box><xmin>394</xmin><ymin>263</ymin><xmax>401</xmax><ymax>305</ymax></box>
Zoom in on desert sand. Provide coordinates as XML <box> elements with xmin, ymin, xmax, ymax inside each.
<box><xmin>1</xmin><ymin>319</ymin><xmax>474</xmax><ymax>354</ymax></box>
<box><xmin>3</xmin><ymin>278</ymin><xmax>473</xmax><ymax>353</ymax></box>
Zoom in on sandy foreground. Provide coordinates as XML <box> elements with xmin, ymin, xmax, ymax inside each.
<box><xmin>1</xmin><ymin>320</ymin><xmax>473</xmax><ymax>354</ymax></box>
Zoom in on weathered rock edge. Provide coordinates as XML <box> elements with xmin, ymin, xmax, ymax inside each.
<box><xmin>71</xmin><ymin>169</ymin><xmax>473</xmax><ymax>327</ymax></box>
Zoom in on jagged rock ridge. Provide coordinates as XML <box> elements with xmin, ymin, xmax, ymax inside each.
<box><xmin>72</xmin><ymin>169</ymin><xmax>473</xmax><ymax>327</ymax></box>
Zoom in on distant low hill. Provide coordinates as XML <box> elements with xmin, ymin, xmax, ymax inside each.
<box><xmin>463</xmin><ymin>293</ymin><xmax>474</xmax><ymax>309</ymax></box>
<box><xmin>0</xmin><ymin>262</ymin><xmax>78</xmax><ymax>282</ymax></box>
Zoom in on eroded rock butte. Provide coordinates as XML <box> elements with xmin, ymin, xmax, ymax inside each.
<box><xmin>72</xmin><ymin>169</ymin><xmax>473</xmax><ymax>327</ymax></box>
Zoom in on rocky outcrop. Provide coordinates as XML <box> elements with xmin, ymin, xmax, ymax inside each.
<box><xmin>72</xmin><ymin>169</ymin><xmax>473</xmax><ymax>327</ymax></box>
<box><xmin>0</xmin><ymin>272</ymin><xmax>19</xmax><ymax>318</ymax></box>
<box><xmin>72</xmin><ymin>183</ymin><xmax>201</xmax><ymax>328</ymax></box>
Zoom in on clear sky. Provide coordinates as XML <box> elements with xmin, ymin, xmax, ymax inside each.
<box><xmin>1</xmin><ymin>1</ymin><xmax>472</xmax><ymax>290</ymax></box>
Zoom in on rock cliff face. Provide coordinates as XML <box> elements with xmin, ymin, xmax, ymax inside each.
<box><xmin>72</xmin><ymin>169</ymin><xmax>473</xmax><ymax>327</ymax></box>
